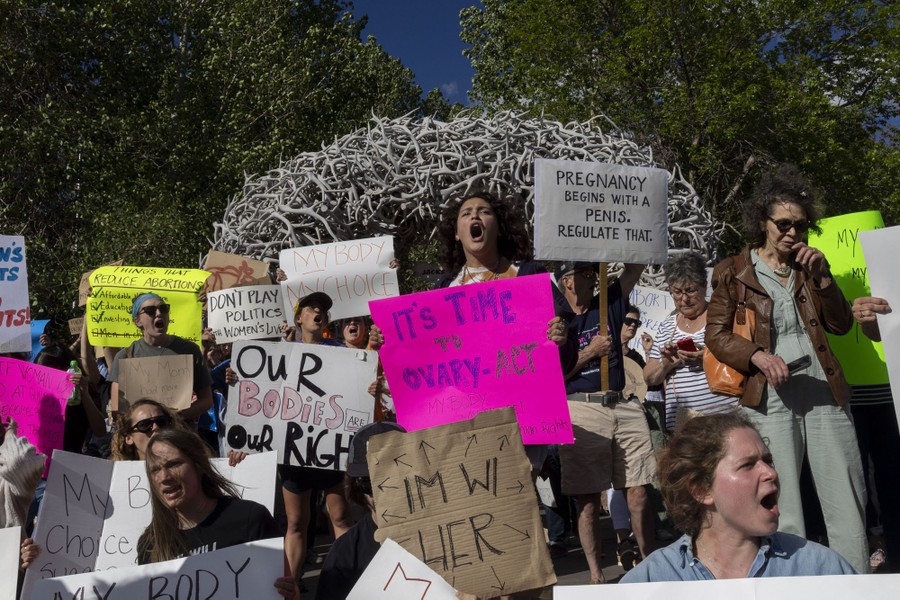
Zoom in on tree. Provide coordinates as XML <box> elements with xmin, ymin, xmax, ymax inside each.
<box><xmin>461</xmin><ymin>0</ymin><xmax>900</xmax><ymax>244</ymax></box>
<box><xmin>0</xmin><ymin>0</ymin><xmax>430</xmax><ymax>322</ymax></box>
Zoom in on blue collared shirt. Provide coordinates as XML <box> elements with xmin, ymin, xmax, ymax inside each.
<box><xmin>621</xmin><ymin>532</ymin><xmax>857</xmax><ymax>583</ymax></box>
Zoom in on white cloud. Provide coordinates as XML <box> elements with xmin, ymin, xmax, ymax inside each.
<box><xmin>440</xmin><ymin>81</ymin><xmax>459</xmax><ymax>98</ymax></box>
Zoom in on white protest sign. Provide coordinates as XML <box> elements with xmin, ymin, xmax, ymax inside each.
<box><xmin>1</xmin><ymin>526</ymin><xmax>20</xmax><ymax>600</ymax></box>
<box><xmin>859</xmin><ymin>225</ymin><xmax>900</xmax><ymax>432</ymax></box>
<box><xmin>347</xmin><ymin>538</ymin><xmax>458</xmax><ymax>600</ymax></box>
<box><xmin>225</xmin><ymin>340</ymin><xmax>377</xmax><ymax>470</ymax></box>
<box><xmin>117</xmin><ymin>355</ymin><xmax>193</xmax><ymax>411</ymax></box>
<box><xmin>534</xmin><ymin>158</ymin><xmax>669</xmax><ymax>264</ymax></box>
<box><xmin>555</xmin><ymin>573</ymin><xmax>900</xmax><ymax>599</ymax></box>
<box><xmin>627</xmin><ymin>285</ymin><xmax>676</xmax><ymax>354</ymax></box>
<box><xmin>22</xmin><ymin>451</ymin><xmax>277</xmax><ymax>595</ymax></box>
<box><xmin>0</xmin><ymin>235</ymin><xmax>31</xmax><ymax>353</ymax></box>
<box><xmin>207</xmin><ymin>284</ymin><xmax>286</xmax><ymax>343</ymax></box>
<box><xmin>33</xmin><ymin>537</ymin><xmax>284</xmax><ymax>600</ymax></box>
<box><xmin>279</xmin><ymin>236</ymin><xmax>398</xmax><ymax>320</ymax></box>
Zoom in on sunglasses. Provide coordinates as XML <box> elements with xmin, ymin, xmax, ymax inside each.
<box><xmin>129</xmin><ymin>414</ymin><xmax>172</xmax><ymax>435</ymax></box>
<box><xmin>767</xmin><ymin>217</ymin><xmax>809</xmax><ymax>234</ymax></box>
<box><xmin>624</xmin><ymin>317</ymin><xmax>642</xmax><ymax>327</ymax></box>
<box><xmin>139</xmin><ymin>304</ymin><xmax>171</xmax><ymax>318</ymax></box>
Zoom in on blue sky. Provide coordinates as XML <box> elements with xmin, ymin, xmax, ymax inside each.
<box><xmin>351</xmin><ymin>0</ymin><xmax>477</xmax><ymax>105</ymax></box>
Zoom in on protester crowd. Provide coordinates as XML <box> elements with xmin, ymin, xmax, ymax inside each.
<box><xmin>2</xmin><ymin>165</ymin><xmax>899</xmax><ymax>599</ymax></box>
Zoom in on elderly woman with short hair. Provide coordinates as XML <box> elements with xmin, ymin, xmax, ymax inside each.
<box><xmin>643</xmin><ymin>252</ymin><xmax>738</xmax><ymax>431</ymax></box>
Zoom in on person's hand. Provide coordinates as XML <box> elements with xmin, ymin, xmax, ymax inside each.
<box><xmin>367</xmin><ymin>378</ymin><xmax>383</xmax><ymax>397</ymax></box>
<box><xmin>276</xmin><ymin>268</ymin><xmax>287</xmax><ymax>282</ymax></box>
<box><xmin>791</xmin><ymin>243</ymin><xmax>830</xmax><ymax>281</ymax></box>
<box><xmin>226</xmin><ymin>450</ymin><xmax>247</xmax><ymax>467</ymax></box>
<box><xmin>640</xmin><ymin>332</ymin><xmax>653</xmax><ymax>355</ymax></box>
<box><xmin>389</xmin><ymin>258</ymin><xmax>400</xmax><ymax>269</ymax></box>
<box><xmin>368</xmin><ymin>324</ymin><xmax>385</xmax><ymax>349</ymax></box>
<box><xmin>280</xmin><ymin>321</ymin><xmax>296</xmax><ymax>342</ymax></box>
<box><xmin>852</xmin><ymin>296</ymin><xmax>891</xmax><ymax>324</ymax></box>
<box><xmin>225</xmin><ymin>367</ymin><xmax>239</xmax><ymax>386</ymax></box>
<box><xmin>38</xmin><ymin>333</ymin><xmax>50</xmax><ymax>347</ymax></box>
<box><xmin>546</xmin><ymin>317</ymin><xmax>567</xmax><ymax>348</ymax></box>
<box><xmin>202</xmin><ymin>328</ymin><xmax>216</xmax><ymax>346</ymax></box>
<box><xmin>677</xmin><ymin>347</ymin><xmax>705</xmax><ymax>366</ymax></box>
<box><xmin>273</xmin><ymin>576</ymin><xmax>298</xmax><ymax>599</ymax></box>
<box><xmin>69</xmin><ymin>372</ymin><xmax>83</xmax><ymax>387</ymax></box>
<box><xmin>20</xmin><ymin>538</ymin><xmax>42</xmax><ymax>569</ymax></box>
<box><xmin>750</xmin><ymin>350</ymin><xmax>790</xmax><ymax>387</ymax></box>
<box><xmin>587</xmin><ymin>334</ymin><xmax>612</xmax><ymax>358</ymax></box>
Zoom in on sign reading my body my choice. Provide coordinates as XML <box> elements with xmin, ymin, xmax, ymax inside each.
<box><xmin>369</xmin><ymin>273</ymin><xmax>572</xmax><ymax>444</ymax></box>
<box><xmin>533</xmin><ymin>158</ymin><xmax>669</xmax><ymax>264</ymax></box>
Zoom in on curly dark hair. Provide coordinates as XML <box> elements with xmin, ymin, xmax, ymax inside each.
<box><xmin>658</xmin><ymin>411</ymin><xmax>760</xmax><ymax>537</ymax></box>
<box><xmin>437</xmin><ymin>189</ymin><xmax>533</xmax><ymax>273</ymax></box>
<box><xmin>743</xmin><ymin>164</ymin><xmax>823</xmax><ymax>247</ymax></box>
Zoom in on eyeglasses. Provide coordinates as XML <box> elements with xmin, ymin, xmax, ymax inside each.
<box><xmin>129</xmin><ymin>414</ymin><xmax>172</xmax><ymax>435</ymax></box>
<box><xmin>767</xmin><ymin>217</ymin><xmax>809</xmax><ymax>234</ymax></box>
<box><xmin>624</xmin><ymin>317</ymin><xmax>642</xmax><ymax>327</ymax></box>
<box><xmin>139</xmin><ymin>304</ymin><xmax>171</xmax><ymax>318</ymax></box>
<box><xmin>671</xmin><ymin>287</ymin><xmax>702</xmax><ymax>299</ymax></box>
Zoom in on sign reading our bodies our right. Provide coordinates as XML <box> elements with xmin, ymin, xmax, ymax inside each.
<box><xmin>533</xmin><ymin>158</ymin><xmax>669</xmax><ymax>264</ymax></box>
<box><xmin>225</xmin><ymin>340</ymin><xmax>378</xmax><ymax>470</ymax></box>
<box><xmin>369</xmin><ymin>273</ymin><xmax>572</xmax><ymax>444</ymax></box>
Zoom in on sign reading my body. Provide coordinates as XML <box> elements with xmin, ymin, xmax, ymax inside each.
<box><xmin>389</xmin><ymin>286</ymin><xmax>538</xmax><ymax>392</ymax></box>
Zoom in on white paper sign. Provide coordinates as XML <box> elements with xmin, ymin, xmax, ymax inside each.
<box><xmin>555</xmin><ymin>573</ymin><xmax>900</xmax><ymax>599</ymax></box>
<box><xmin>225</xmin><ymin>340</ymin><xmax>377</xmax><ymax>469</ymax></box>
<box><xmin>859</xmin><ymin>225</ymin><xmax>900</xmax><ymax>432</ymax></box>
<box><xmin>534</xmin><ymin>159</ymin><xmax>669</xmax><ymax>264</ymax></box>
<box><xmin>32</xmin><ymin>537</ymin><xmax>284</xmax><ymax>600</ymax></box>
<box><xmin>1</xmin><ymin>526</ymin><xmax>20</xmax><ymax>600</ymax></box>
<box><xmin>627</xmin><ymin>285</ymin><xmax>676</xmax><ymax>354</ymax></box>
<box><xmin>207</xmin><ymin>284</ymin><xmax>286</xmax><ymax>343</ymax></box>
<box><xmin>278</xmin><ymin>236</ymin><xmax>398</xmax><ymax>320</ymax></box>
<box><xmin>0</xmin><ymin>235</ymin><xmax>31</xmax><ymax>353</ymax></box>
<box><xmin>347</xmin><ymin>538</ymin><xmax>458</xmax><ymax>600</ymax></box>
<box><xmin>22</xmin><ymin>451</ymin><xmax>277</xmax><ymax>595</ymax></box>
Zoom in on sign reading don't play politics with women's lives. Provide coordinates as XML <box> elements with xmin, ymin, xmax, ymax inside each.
<box><xmin>534</xmin><ymin>159</ymin><xmax>669</xmax><ymax>264</ymax></box>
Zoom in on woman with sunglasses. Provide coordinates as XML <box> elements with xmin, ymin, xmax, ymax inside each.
<box><xmin>108</xmin><ymin>293</ymin><xmax>213</xmax><ymax>422</ymax></box>
<box><xmin>704</xmin><ymin>165</ymin><xmax>867</xmax><ymax>573</ymax></box>
<box><xmin>112</xmin><ymin>399</ymin><xmax>189</xmax><ymax>461</ymax></box>
<box><xmin>644</xmin><ymin>252</ymin><xmax>738</xmax><ymax>432</ymax></box>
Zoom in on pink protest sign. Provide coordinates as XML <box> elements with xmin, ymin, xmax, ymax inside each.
<box><xmin>369</xmin><ymin>273</ymin><xmax>573</xmax><ymax>444</ymax></box>
<box><xmin>0</xmin><ymin>357</ymin><xmax>74</xmax><ymax>475</ymax></box>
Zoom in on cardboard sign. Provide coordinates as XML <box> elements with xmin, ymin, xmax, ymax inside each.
<box><xmin>0</xmin><ymin>358</ymin><xmax>73</xmax><ymax>476</ymax></box>
<box><xmin>368</xmin><ymin>408</ymin><xmax>555</xmax><ymax>598</ymax></box>
<box><xmin>202</xmin><ymin>250</ymin><xmax>270</xmax><ymax>292</ymax></box>
<box><xmin>347</xmin><ymin>538</ymin><xmax>458</xmax><ymax>600</ymax></box>
<box><xmin>0</xmin><ymin>526</ymin><xmax>20</xmax><ymax>600</ymax></box>
<box><xmin>32</xmin><ymin>538</ymin><xmax>284</xmax><ymax>600</ymax></box>
<box><xmin>86</xmin><ymin>266</ymin><xmax>209</xmax><ymax>348</ymax></box>
<box><xmin>279</xmin><ymin>236</ymin><xmax>398</xmax><ymax>320</ymax></box>
<box><xmin>0</xmin><ymin>235</ymin><xmax>31</xmax><ymax>353</ymax></box>
<box><xmin>555</xmin><ymin>574</ymin><xmax>900</xmax><ymax>599</ymax></box>
<box><xmin>207</xmin><ymin>285</ymin><xmax>286</xmax><ymax>343</ymax></box>
<box><xmin>68</xmin><ymin>317</ymin><xmax>84</xmax><ymax>336</ymax></box>
<box><xmin>533</xmin><ymin>159</ymin><xmax>669</xmax><ymax>264</ymax></box>
<box><xmin>117</xmin><ymin>355</ymin><xmax>193</xmax><ymax>411</ymax></box>
<box><xmin>78</xmin><ymin>259</ymin><xmax>124</xmax><ymax>306</ymax></box>
<box><xmin>369</xmin><ymin>273</ymin><xmax>572</xmax><ymax>444</ymax></box>
<box><xmin>21</xmin><ymin>450</ymin><xmax>278</xmax><ymax>596</ymax></box>
<box><xmin>809</xmin><ymin>211</ymin><xmax>888</xmax><ymax>385</ymax></box>
<box><xmin>225</xmin><ymin>340</ymin><xmax>378</xmax><ymax>469</ymax></box>
<box><xmin>858</xmin><ymin>225</ymin><xmax>900</xmax><ymax>432</ymax></box>
<box><xmin>626</xmin><ymin>285</ymin><xmax>676</xmax><ymax>354</ymax></box>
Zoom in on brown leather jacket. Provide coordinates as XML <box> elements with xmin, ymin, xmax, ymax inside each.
<box><xmin>706</xmin><ymin>246</ymin><xmax>853</xmax><ymax>407</ymax></box>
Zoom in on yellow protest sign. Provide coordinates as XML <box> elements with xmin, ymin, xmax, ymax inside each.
<box><xmin>809</xmin><ymin>210</ymin><xmax>887</xmax><ymax>385</ymax></box>
<box><xmin>86</xmin><ymin>266</ymin><xmax>209</xmax><ymax>348</ymax></box>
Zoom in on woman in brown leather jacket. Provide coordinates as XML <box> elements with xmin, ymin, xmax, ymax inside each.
<box><xmin>705</xmin><ymin>165</ymin><xmax>868</xmax><ymax>573</ymax></box>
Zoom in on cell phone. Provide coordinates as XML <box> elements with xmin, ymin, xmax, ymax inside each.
<box><xmin>676</xmin><ymin>338</ymin><xmax>698</xmax><ymax>352</ymax></box>
<box><xmin>786</xmin><ymin>355</ymin><xmax>811</xmax><ymax>374</ymax></box>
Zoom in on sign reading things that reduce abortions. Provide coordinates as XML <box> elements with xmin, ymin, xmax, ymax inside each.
<box><xmin>279</xmin><ymin>236</ymin><xmax>398</xmax><ymax>320</ymax></box>
<box><xmin>368</xmin><ymin>408</ymin><xmax>556</xmax><ymax>598</ymax></box>
<box><xmin>225</xmin><ymin>340</ymin><xmax>378</xmax><ymax>470</ymax></box>
<box><xmin>533</xmin><ymin>158</ymin><xmax>669</xmax><ymax>264</ymax></box>
<box><xmin>369</xmin><ymin>273</ymin><xmax>572</xmax><ymax>444</ymax></box>
<box><xmin>0</xmin><ymin>235</ymin><xmax>31</xmax><ymax>353</ymax></box>
<box><xmin>86</xmin><ymin>265</ymin><xmax>209</xmax><ymax>348</ymax></box>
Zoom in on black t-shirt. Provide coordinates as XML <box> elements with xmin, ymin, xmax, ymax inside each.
<box><xmin>565</xmin><ymin>280</ymin><xmax>626</xmax><ymax>393</ymax></box>
<box><xmin>137</xmin><ymin>497</ymin><xmax>279</xmax><ymax>564</ymax></box>
<box><xmin>315</xmin><ymin>512</ymin><xmax>380</xmax><ymax>600</ymax></box>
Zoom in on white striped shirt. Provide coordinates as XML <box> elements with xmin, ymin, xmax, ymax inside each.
<box><xmin>649</xmin><ymin>314</ymin><xmax>738</xmax><ymax>431</ymax></box>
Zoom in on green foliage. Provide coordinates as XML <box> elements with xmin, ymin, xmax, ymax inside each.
<box><xmin>461</xmin><ymin>0</ymin><xmax>900</xmax><ymax>252</ymax></box>
<box><xmin>0</xmin><ymin>0</ymin><xmax>435</xmax><ymax>321</ymax></box>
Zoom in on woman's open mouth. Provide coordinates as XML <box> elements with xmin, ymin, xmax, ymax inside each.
<box><xmin>470</xmin><ymin>221</ymin><xmax>484</xmax><ymax>242</ymax></box>
<box><xmin>761</xmin><ymin>490</ymin><xmax>779</xmax><ymax>516</ymax></box>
